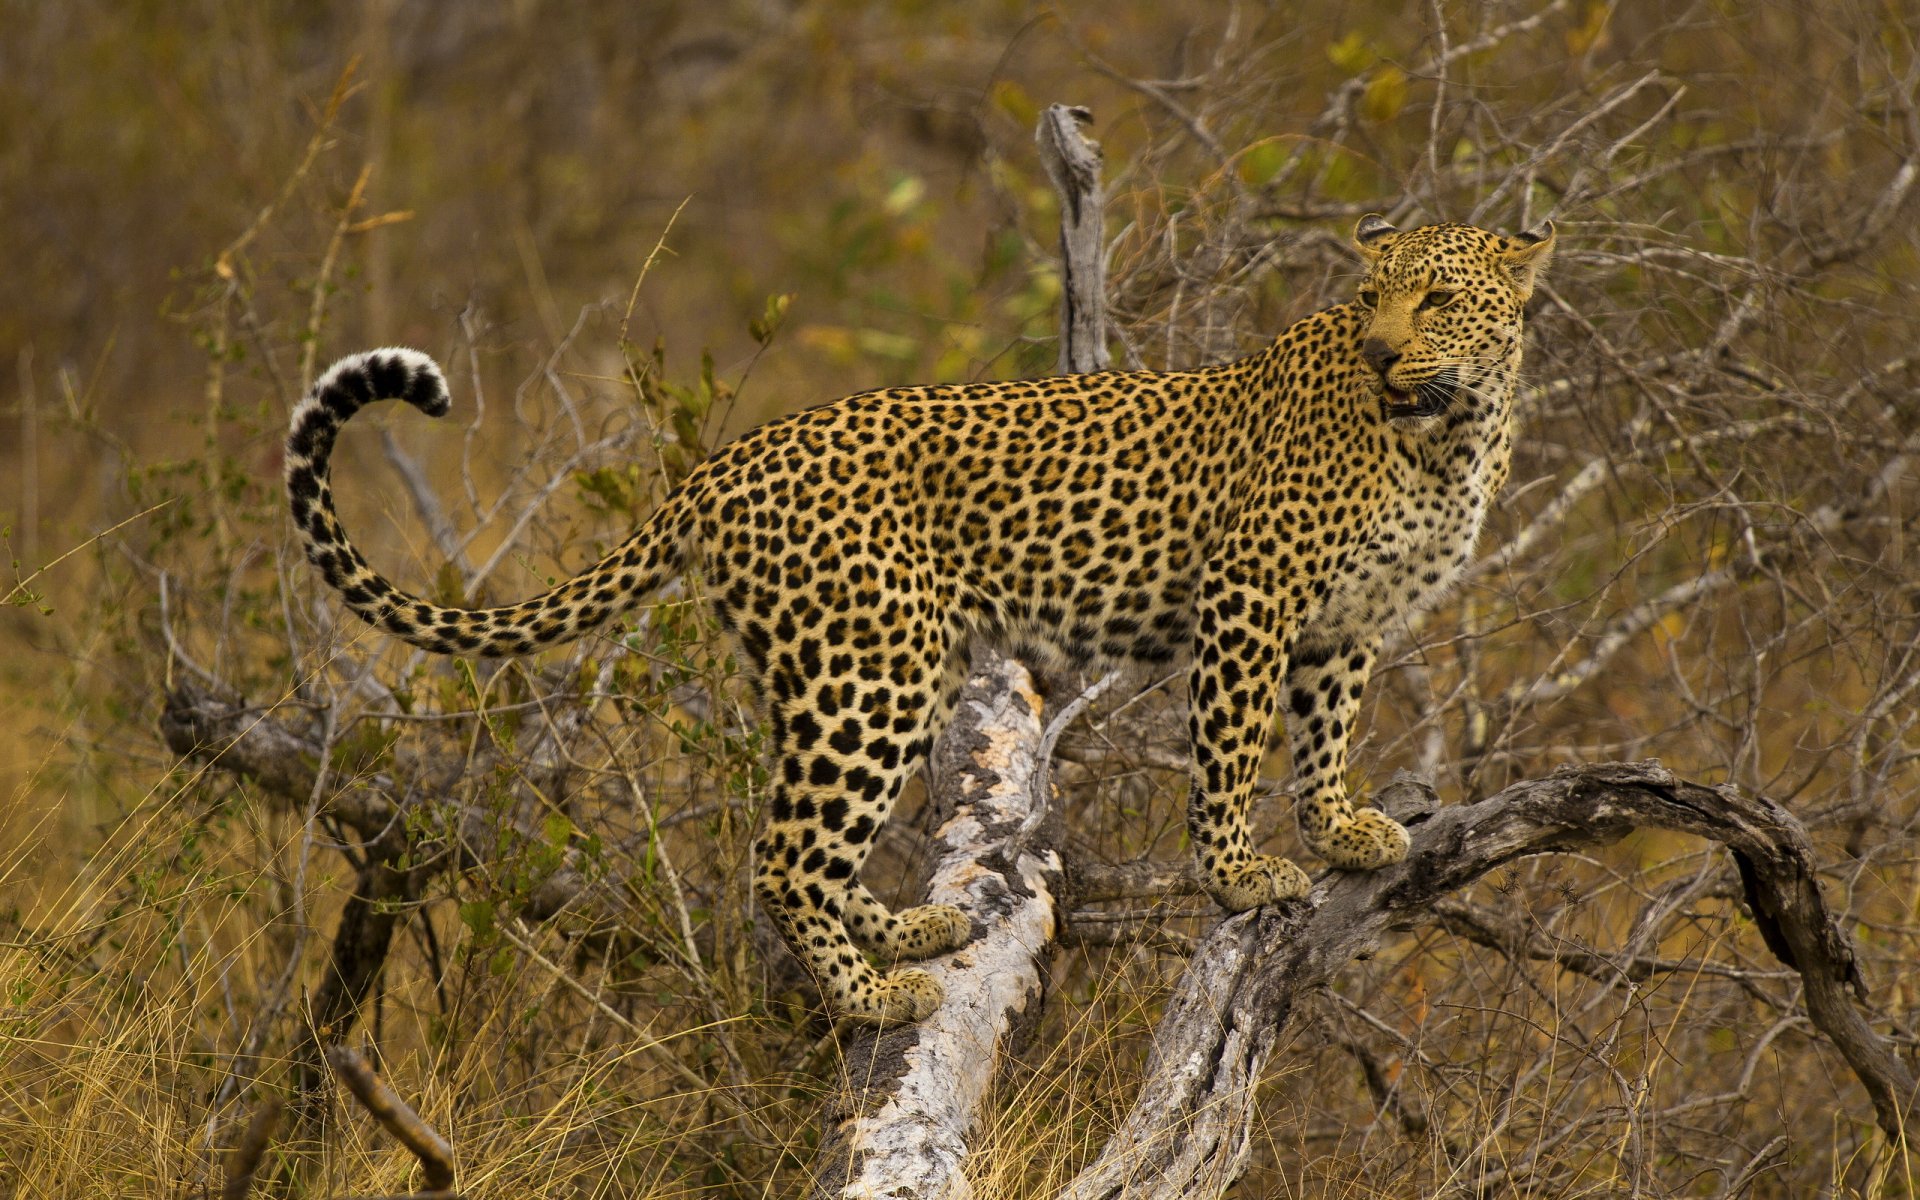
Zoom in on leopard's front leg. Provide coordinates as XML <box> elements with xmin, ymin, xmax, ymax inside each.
<box><xmin>1283</xmin><ymin>633</ymin><xmax>1409</xmax><ymax>869</ymax></box>
<box><xmin>1186</xmin><ymin>568</ymin><xmax>1310</xmax><ymax>911</ymax></box>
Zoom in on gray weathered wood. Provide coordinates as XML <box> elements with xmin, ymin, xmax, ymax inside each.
<box><xmin>1036</xmin><ymin>104</ymin><xmax>1110</xmax><ymax>374</ymax></box>
<box><xmin>813</xmin><ymin>651</ymin><xmax>1063</xmax><ymax>1199</ymax></box>
<box><xmin>1058</xmin><ymin>763</ymin><xmax>1915</xmax><ymax>1199</ymax></box>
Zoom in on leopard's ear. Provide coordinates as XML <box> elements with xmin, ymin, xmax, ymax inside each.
<box><xmin>1353</xmin><ymin>214</ymin><xmax>1400</xmax><ymax>261</ymax></box>
<box><xmin>1499</xmin><ymin>220</ymin><xmax>1556</xmax><ymax>300</ymax></box>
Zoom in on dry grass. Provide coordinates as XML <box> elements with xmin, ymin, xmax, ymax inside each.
<box><xmin>4</xmin><ymin>1</ymin><xmax>1919</xmax><ymax>1196</ymax></box>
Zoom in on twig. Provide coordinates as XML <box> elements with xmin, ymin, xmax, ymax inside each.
<box><xmin>1017</xmin><ymin>670</ymin><xmax>1118</xmax><ymax>848</ymax></box>
<box><xmin>1070</xmin><ymin>857</ymin><xmax>1200</xmax><ymax>905</ymax></box>
<box><xmin>1710</xmin><ymin>1134</ymin><xmax>1788</xmax><ymax>1199</ymax></box>
<box><xmin>325</xmin><ymin>1045</ymin><xmax>461</xmax><ymax>1199</ymax></box>
<box><xmin>3</xmin><ymin>500</ymin><xmax>173</xmax><ymax>610</ymax></box>
<box><xmin>213</xmin><ymin>58</ymin><xmax>360</xmax><ymax>284</ymax></box>
<box><xmin>1506</xmin><ymin>424</ymin><xmax>1920</xmax><ymax>709</ymax></box>
<box><xmin>379</xmin><ymin>429</ymin><xmax>471</xmax><ymax>573</ymax></box>
<box><xmin>219</xmin><ymin>1098</ymin><xmax>283</xmax><ymax>1200</ymax></box>
<box><xmin>493</xmin><ymin>917</ymin><xmax>746</xmax><ymax>1114</ymax></box>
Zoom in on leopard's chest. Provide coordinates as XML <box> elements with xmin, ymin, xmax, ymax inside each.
<box><xmin>1314</xmin><ymin>449</ymin><xmax>1498</xmax><ymax>632</ymax></box>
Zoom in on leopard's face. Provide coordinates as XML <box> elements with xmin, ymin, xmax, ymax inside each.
<box><xmin>1350</xmin><ymin>216</ymin><xmax>1556</xmax><ymax>420</ymax></box>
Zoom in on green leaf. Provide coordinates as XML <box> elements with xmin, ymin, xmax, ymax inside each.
<box><xmin>750</xmin><ymin>292</ymin><xmax>792</xmax><ymax>345</ymax></box>
<box><xmin>1362</xmin><ymin>66</ymin><xmax>1409</xmax><ymax>122</ymax></box>
<box><xmin>459</xmin><ymin>899</ymin><xmax>497</xmax><ymax>941</ymax></box>
<box><xmin>1327</xmin><ymin>31</ymin><xmax>1374</xmax><ymax>73</ymax></box>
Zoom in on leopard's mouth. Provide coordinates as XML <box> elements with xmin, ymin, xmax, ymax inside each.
<box><xmin>1381</xmin><ymin>375</ymin><xmax>1457</xmax><ymax>420</ymax></box>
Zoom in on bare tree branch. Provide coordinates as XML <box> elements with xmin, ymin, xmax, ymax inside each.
<box><xmin>1037</xmin><ymin>104</ymin><xmax>1111</xmax><ymax>374</ymax></box>
<box><xmin>1059</xmin><ymin>763</ymin><xmax>1914</xmax><ymax>1199</ymax></box>
<box><xmin>325</xmin><ymin>1045</ymin><xmax>462</xmax><ymax>1199</ymax></box>
<box><xmin>160</xmin><ymin>681</ymin><xmax>398</xmax><ymax>836</ymax></box>
<box><xmin>808</xmin><ymin>105</ymin><xmax>1124</xmax><ymax>1196</ymax></box>
<box><xmin>219</xmin><ymin>1098</ymin><xmax>283</xmax><ymax>1200</ymax></box>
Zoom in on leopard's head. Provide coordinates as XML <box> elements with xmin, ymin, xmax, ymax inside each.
<box><xmin>1350</xmin><ymin>216</ymin><xmax>1556</xmax><ymax>421</ymax></box>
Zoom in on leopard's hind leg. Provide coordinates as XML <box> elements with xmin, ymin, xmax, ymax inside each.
<box><xmin>840</xmin><ymin>657</ymin><xmax>974</xmax><ymax>963</ymax></box>
<box><xmin>843</xmin><ymin>881</ymin><xmax>974</xmax><ymax>962</ymax></box>
<box><xmin>751</xmin><ymin>607</ymin><xmax>969</xmax><ymax>1024</ymax></box>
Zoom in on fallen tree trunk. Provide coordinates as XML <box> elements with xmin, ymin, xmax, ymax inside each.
<box><xmin>1057</xmin><ymin>762</ymin><xmax>1916</xmax><ymax>1199</ymax></box>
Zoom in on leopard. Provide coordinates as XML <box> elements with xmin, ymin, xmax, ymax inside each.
<box><xmin>285</xmin><ymin>215</ymin><xmax>1555</xmax><ymax>1025</ymax></box>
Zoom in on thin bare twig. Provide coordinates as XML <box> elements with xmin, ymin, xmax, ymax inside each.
<box><xmin>325</xmin><ymin>1045</ymin><xmax>460</xmax><ymax>1199</ymax></box>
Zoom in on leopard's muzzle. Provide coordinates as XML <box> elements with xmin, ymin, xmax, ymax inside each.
<box><xmin>1381</xmin><ymin>371</ymin><xmax>1459</xmax><ymax>420</ymax></box>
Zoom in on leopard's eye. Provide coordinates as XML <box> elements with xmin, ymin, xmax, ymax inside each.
<box><xmin>1357</xmin><ymin>289</ymin><xmax>1380</xmax><ymax>308</ymax></box>
<box><xmin>1418</xmin><ymin>289</ymin><xmax>1456</xmax><ymax>310</ymax></box>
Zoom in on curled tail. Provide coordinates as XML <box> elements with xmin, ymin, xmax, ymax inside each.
<box><xmin>286</xmin><ymin>348</ymin><xmax>687</xmax><ymax>656</ymax></box>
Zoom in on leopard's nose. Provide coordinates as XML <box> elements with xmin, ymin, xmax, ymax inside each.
<box><xmin>1361</xmin><ymin>338</ymin><xmax>1401</xmax><ymax>378</ymax></box>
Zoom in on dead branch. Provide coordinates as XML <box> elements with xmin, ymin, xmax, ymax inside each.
<box><xmin>159</xmin><ymin>677</ymin><xmax>618</xmax><ymax>1112</ymax></box>
<box><xmin>809</xmin><ymin>105</ymin><xmax>1129</xmax><ymax>1193</ymax></box>
<box><xmin>220</xmin><ymin>1098</ymin><xmax>283</xmax><ymax>1200</ymax></box>
<box><xmin>1507</xmin><ymin>421</ymin><xmax>1919</xmax><ymax>709</ymax></box>
<box><xmin>808</xmin><ymin>106</ymin><xmax>1117</xmax><ymax>1196</ymax></box>
<box><xmin>378</xmin><ymin>428</ymin><xmax>472</xmax><ymax>574</ymax></box>
<box><xmin>812</xmin><ymin>649</ymin><xmax>1064</xmax><ymax>1199</ymax></box>
<box><xmin>1058</xmin><ymin>763</ymin><xmax>1915</xmax><ymax>1199</ymax></box>
<box><xmin>326</xmin><ymin>1045</ymin><xmax>462</xmax><ymax>1200</ymax></box>
<box><xmin>1428</xmin><ymin>894</ymin><xmax>1794</xmax><ymax>993</ymax></box>
<box><xmin>1036</xmin><ymin>104</ymin><xmax>1110</xmax><ymax>374</ymax></box>
<box><xmin>295</xmin><ymin>861</ymin><xmax>421</xmax><ymax>1109</ymax></box>
<box><xmin>160</xmin><ymin>682</ymin><xmax>398</xmax><ymax>836</ymax></box>
<box><xmin>1068</xmin><ymin>858</ymin><xmax>1200</xmax><ymax>905</ymax></box>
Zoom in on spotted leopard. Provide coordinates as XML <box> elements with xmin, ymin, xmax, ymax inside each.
<box><xmin>285</xmin><ymin>216</ymin><xmax>1555</xmax><ymax>1024</ymax></box>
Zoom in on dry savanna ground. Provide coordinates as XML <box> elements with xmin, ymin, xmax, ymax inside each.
<box><xmin>2</xmin><ymin>2</ymin><xmax>1918</xmax><ymax>1196</ymax></box>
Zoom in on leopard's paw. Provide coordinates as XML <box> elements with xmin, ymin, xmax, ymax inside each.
<box><xmin>886</xmin><ymin>903</ymin><xmax>974</xmax><ymax>961</ymax></box>
<box><xmin>838</xmin><ymin>968</ymin><xmax>946</xmax><ymax>1025</ymax></box>
<box><xmin>1205</xmin><ymin>853</ymin><xmax>1312</xmax><ymax>912</ymax></box>
<box><xmin>1308</xmin><ymin>807</ymin><xmax>1411</xmax><ymax>870</ymax></box>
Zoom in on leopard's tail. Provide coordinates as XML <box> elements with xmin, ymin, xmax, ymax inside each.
<box><xmin>286</xmin><ymin>348</ymin><xmax>690</xmax><ymax>657</ymax></box>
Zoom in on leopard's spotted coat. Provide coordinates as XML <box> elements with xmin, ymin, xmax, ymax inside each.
<box><xmin>285</xmin><ymin>216</ymin><xmax>1556</xmax><ymax>1023</ymax></box>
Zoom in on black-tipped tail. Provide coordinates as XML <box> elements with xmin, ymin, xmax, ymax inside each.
<box><xmin>285</xmin><ymin>348</ymin><xmax>685</xmax><ymax>658</ymax></box>
<box><xmin>286</xmin><ymin>348</ymin><xmax>448</xmax><ymax>524</ymax></box>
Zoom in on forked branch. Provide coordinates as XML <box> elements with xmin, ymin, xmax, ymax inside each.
<box><xmin>1058</xmin><ymin>763</ymin><xmax>1914</xmax><ymax>1199</ymax></box>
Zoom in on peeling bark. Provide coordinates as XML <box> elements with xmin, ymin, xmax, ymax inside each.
<box><xmin>814</xmin><ymin>650</ymin><xmax>1064</xmax><ymax>1200</ymax></box>
<box><xmin>1036</xmin><ymin>104</ymin><xmax>1110</xmax><ymax>375</ymax></box>
<box><xmin>809</xmin><ymin>106</ymin><xmax>1117</xmax><ymax>1197</ymax></box>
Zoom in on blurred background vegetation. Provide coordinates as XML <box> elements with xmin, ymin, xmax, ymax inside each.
<box><xmin>2</xmin><ymin>1</ymin><xmax>1918</xmax><ymax>1196</ymax></box>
